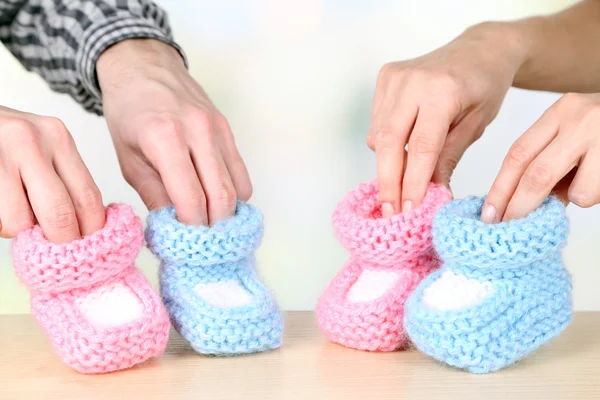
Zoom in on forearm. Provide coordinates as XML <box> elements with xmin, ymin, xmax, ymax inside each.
<box><xmin>510</xmin><ymin>0</ymin><xmax>600</xmax><ymax>93</ymax></box>
<box><xmin>455</xmin><ymin>1</ymin><xmax>600</xmax><ymax>93</ymax></box>
<box><xmin>0</xmin><ymin>0</ymin><xmax>185</xmax><ymax>115</ymax></box>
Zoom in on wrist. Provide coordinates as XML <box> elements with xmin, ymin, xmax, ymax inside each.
<box><xmin>97</xmin><ymin>39</ymin><xmax>186</xmax><ymax>90</ymax></box>
<box><xmin>460</xmin><ymin>21</ymin><xmax>533</xmax><ymax>79</ymax></box>
<box><xmin>509</xmin><ymin>16</ymin><xmax>557</xmax><ymax>89</ymax></box>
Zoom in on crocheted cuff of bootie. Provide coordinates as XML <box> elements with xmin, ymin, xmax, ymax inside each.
<box><xmin>12</xmin><ymin>203</ymin><xmax>143</xmax><ymax>293</ymax></box>
<box><xmin>432</xmin><ymin>196</ymin><xmax>568</xmax><ymax>268</ymax></box>
<box><xmin>332</xmin><ymin>180</ymin><xmax>452</xmax><ymax>265</ymax></box>
<box><xmin>145</xmin><ymin>201</ymin><xmax>263</xmax><ymax>267</ymax></box>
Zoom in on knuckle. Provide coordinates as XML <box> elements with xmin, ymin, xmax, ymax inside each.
<box><xmin>42</xmin><ymin>117</ymin><xmax>74</xmax><ymax>150</ymax></box>
<box><xmin>435</xmin><ymin>73</ymin><xmax>461</xmax><ymax>94</ymax></box>
<box><xmin>117</xmin><ymin>158</ymin><xmax>144</xmax><ymax>187</ymax></box>
<box><xmin>120</xmin><ymin>166</ymin><xmax>136</xmax><ymax>186</ymax></box>
<box><xmin>2</xmin><ymin>119</ymin><xmax>36</xmax><ymax>136</ymax></box>
<box><xmin>17</xmin><ymin>207</ymin><xmax>35</xmax><ymax>229</ymax></box>
<box><xmin>6</xmin><ymin>120</ymin><xmax>39</xmax><ymax>147</ymax></box>
<box><xmin>472</xmin><ymin>127</ymin><xmax>485</xmax><ymax>141</ymax></box>
<box><xmin>579</xmin><ymin>104</ymin><xmax>600</xmax><ymax>129</ymax></box>
<box><xmin>45</xmin><ymin>201</ymin><xmax>77</xmax><ymax>231</ymax></box>
<box><xmin>433</xmin><ymin>75</ymin><xmax>463</xmax><ymax>115</ymax></box>
<box><xmin>366</xmin><ymin>132</ymin><xmax>376</xmax><ymax>150</ymax></box>
<box><xmin>505</xmin><ymin>143</ymin><xmax>530</xmax><ymax>169</ymax></box>
<box><xmin>523</xmin><ymin>162</ymin><xmax>553</xmax><ymax>189</ymax></box>
<box><xmin>561</xmin><ymin>92</ymin><xmax>584</xmax><ymax>104</ymax></box>
<box><xmin>214</xmin><ymin>112</ymin><xmax>230</xmax><ymax>131</ymax></box>
<box><xmin>0</xmin><ymin>224</ymin><xmax>19</xmax><ymax>238</ymax></box>
<box><xmin>446</xmin><ymin>91</ymin><xmax>463</xmax><ymax>117</ymax></box>
<box><xmin>13</xmin><ymin>135</ymin><xmax>45</xmax><ymax>162</ymax></box>
<box><xmin>569</xmin><ymin>188</ymin><xmax>600</xmax><ymax>208</ymax></box>
<box><xmin>374</xmin><ymin>129</ymin><xmax>399</xmax><ymax>150</ymax></box>
<box><xmin>145</xmin><ymin>116</ymin><xmax>184</xmax><ymax>142</ymax></box>
<box><xmin>187</xmin><ymin>108</ymin><xmax>214</xmax><ymax>133</ymax></box>
<box><xmin>74</xmin><ymin>185</ymin><xmax>103</xmax><ymax>212</ymax></box>
<box><xmin>0</xmin><ymin>217</ymin><xmax>33</xmax><ymax>238</ymax></box>
<box><xmin>213</xmin><ymin>182</ymin><xmax>237</xmax><ymax>210</ymax></box>
<box><xmin>556</xmin><ymin>92</ymin><xmax>586</xmax><ymax>113</ymax></box>
<box><xmin>443</xmin><ymin>96</ymin><xmax>462</xmax><ymax>117</ymax></box>
<box><xmin>16</xmin><ymin>130</ymin><xmax>40</xmax><ymax>152</ymax></box>
<box><xmin>410</xmin><ymin>134</ymin><xmax>439</xmax><ymax>159</ymax></box>
<box><xmin>39</xmin><ymin>116</ymin><xmax>67</xmax><ymax>135</ymax></box>
<box><xmin>214</xmin><ymin>112</ymin><xmax>234</xmax><ymax>142</ymax></box>
<box><xmin>377</xmin><ymin>63</ymin><xmax>396</xmax><ymax>82</ymax></box>
<box><xmin>142</xmin><ymin>116</ymin><xmax>186</xmax><ymax>155</ymax></box>
<box><xmin>237</xmin><ymin>181</ymin><xmax>253</xmax><ymax>202</ymax></box>
<box><xmin>183</xmin><ymin>189</ymin><xmax>207</xmax><ymax>209</ymax></box>
<box><xmin>585</xmin><ymin>106</ymin><xmax>600</xmax><ymax>121</ymax></box>
<box><xmin>401</xmin><ymin>66</ymin><xmax>422</xmax><ymax>80</ymax></box>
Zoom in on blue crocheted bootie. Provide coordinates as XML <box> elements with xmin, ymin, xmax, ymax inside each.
<box><xmin>404</xmin><ymin>196</ymin><xmax>572</xmax><ymax>373</ymax></box>
<box><xmin>145</xmin><ymin>202</ymin><xmax>283</xmax><ymax>355</ymax></box>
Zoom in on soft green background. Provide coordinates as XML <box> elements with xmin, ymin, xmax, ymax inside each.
<box><xmin>1</xmin><ymin>0</ymin><xmax>595</xmax><ymax>314</ymax></box>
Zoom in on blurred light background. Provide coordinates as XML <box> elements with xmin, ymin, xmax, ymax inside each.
<box><xmin>1</xmin><ymin>0</ymin><xmax>596</xmax><ymax>314</ymax></box>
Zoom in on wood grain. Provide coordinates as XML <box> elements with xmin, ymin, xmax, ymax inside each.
<box><xmin>1</xmin><ymin>312</ymin><xmax>599</xmax><ymax>399</ymax></box>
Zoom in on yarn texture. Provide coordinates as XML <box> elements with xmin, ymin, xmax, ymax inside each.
<box><xmin>11</xmin><ymin>204</ymin><xmax>170</xmax><ymax>374</ymax></box>
<box><xmin>404</xmin><ymin>196</ymin><xmax>573</xmax><ymax>373</ymax></box>
<box><xmin>316</xmin><ymin>180</ymin><xmax>452</xmax><ymax>351</ymax></box>
<box><xmin>145</xmin><ymin>201</ymin><xmax>283</xmax><ymax>355</ymax></box>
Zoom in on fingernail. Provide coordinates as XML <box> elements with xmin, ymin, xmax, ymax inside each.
<box><xmin>402</xmin><ymin>200</ymin><xmax>413</xmax><ymax>213</ymax></box>
<box><xmin>481</xmin><ymin>204</ymin><xmax>496</xmax><ymax>224</ymax></box>
<box><xmin>382</xmin><ymin>202</ymin><xmax>395</xmax><ymax>218</ymax></box>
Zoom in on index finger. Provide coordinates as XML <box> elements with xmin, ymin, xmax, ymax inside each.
<box><xmin>371</xmin><ymin>104</ymin><xmax>418</xmax><ymax>217</ymax></box>
<box><xmin>503</xmin><ymin>134</ymin><xmax>579</xmax><ymax>221</ymax></box>
<box><xmin>20</xmin><ymin>156</ymin><xmax>80</xmax><ymax>243</ymax></box>
<box><xmin>482</xmin><ymin>111</ymin><xmax>559</xmax><ymax>223</ymax></box>
<box><xmin>143</xmin><ymin>136</ymin><xmax>208</xmax><ymax>226</ymax></box>
<box><xmin>402</xmin><ymin>108</ymin><xmax>449</xmax><ymax>211</ymax></box>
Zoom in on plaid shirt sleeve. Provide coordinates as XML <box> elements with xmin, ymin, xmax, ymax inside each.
<box><xmin>0</xmin><ymin>0</ymin><xmax>187</xmax><ymax>115</ymax></box>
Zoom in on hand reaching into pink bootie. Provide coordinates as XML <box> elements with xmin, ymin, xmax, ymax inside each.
<box><xmin>12</xmin><ymin>204</ymin><xmax>170</xmax><ymax>373</ymax></box>
<box><xmin>316</xmin><ymin>181</ymin><xmax>452</xmax><ymax>351</ymax></box>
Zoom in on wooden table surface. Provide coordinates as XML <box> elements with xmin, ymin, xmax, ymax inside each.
<box><xmin>1</xmin><ymin>311</ymin><xmax>599</xmax><ymax>400</ymax></box>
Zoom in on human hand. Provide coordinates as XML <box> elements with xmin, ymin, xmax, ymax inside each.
<box><xmin>482</xmin><ymin>93</ymin><xmax>600</xmax><ymax>223</ymax></box>
<box><xmin>367</xmin><ymin>23</ymin><xmax>528</xmax><ymax>216</ymax></box>
<box><xmin>97</xmin><ymin>39</ymin><xmax>252</xmax><ymax>226</ymax></box>
<box><xmin>0</xmin><ymin>107</ymin><xmax>105</xmax><ymax>242</ymax></box>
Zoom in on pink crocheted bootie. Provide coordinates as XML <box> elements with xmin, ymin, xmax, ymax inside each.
<box><xmin>12</xmin><ymin>204</ymin><xmax>170</xmax><ymax>374</ymax></box>
<box><xmin>316</xmin><ymin>181</ymin><xmax>452</xmax><ymax>351</ymax></box>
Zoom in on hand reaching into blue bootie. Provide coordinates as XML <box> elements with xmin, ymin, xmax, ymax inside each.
<box><xmin>145</xmin><ymin>201</ymin><xmax>283</xmax><ymax>355</ymax></box>
<box><xmin>404</xmin><ymin>196</ymin><xmax>572</xmax><ymax>373</ymax></box>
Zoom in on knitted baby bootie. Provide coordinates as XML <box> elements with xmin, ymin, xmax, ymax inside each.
<box><xmin>404</xmin><ymin>196</ymin><xmax>572</xmax><ymax>373</ymax></box>
<box><xmin>145</xmin><ymin>201</ymin><xmax>283</xmax><ymax>355</ymax></box>
<box><xmin>316</xmin><ymin>181</ymin><xmax>452</xmax><ymax>351</ymax></box>
<box><xmin>11</xmin><ymin>204</ymin><xmax>170</xmax><ymax>374</ymax></box>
